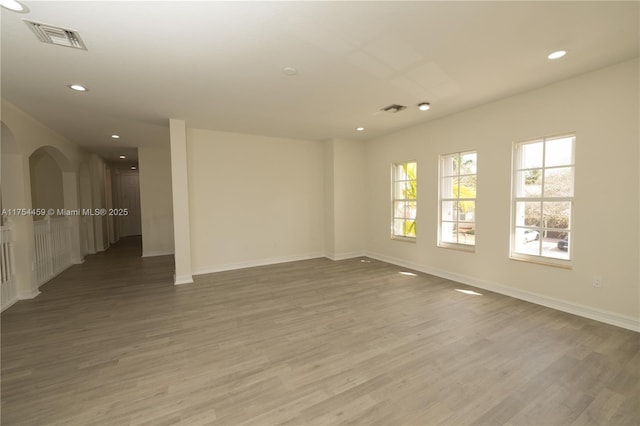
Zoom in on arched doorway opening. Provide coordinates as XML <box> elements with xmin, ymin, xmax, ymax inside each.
<box><xmin>27</xmin><ymin>146</ymin><xmax>81</xmax><ymax>287</ymax></box>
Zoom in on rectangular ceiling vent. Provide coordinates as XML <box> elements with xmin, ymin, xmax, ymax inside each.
<box><xmin>24</xmin><ymin>20</ymin><xmax>87</xmax><ymax>50</ymax></box>
<box><xmin>381</xmin><ymin>104</ymin><xmax>407</xmax><ymax>113</ymax></box>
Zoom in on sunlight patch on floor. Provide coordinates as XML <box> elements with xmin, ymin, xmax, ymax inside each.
<box><xmin>455</xmin><ymin>288</ymin><xmax>482</xmax><ymax>296</ymax></box>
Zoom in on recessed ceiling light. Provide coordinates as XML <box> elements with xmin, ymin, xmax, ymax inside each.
<box><xmin>282</xmin><ymin>66</ymin><xmax>298</xmax><ymax>76</ymax></box>
<box><xmin>356</xmin><ymin>127</ymin><xmax>364</xmax><ymax>132</ymax></box>
<box><xmin>0</xmin><ymin>0</ymin><xmax>29</xmax><ymax>13</ymax></box>
<box><xmin>111</xmin><ymin>134</ymin><xmax>120</xmax><ymax>139</ymax></box>
<box><xmin>68</xmin><ymin>84</ymin><xmax>88</xmax><ymax>92</ymax></box>
<box><xmin>119</xmin><ymin>155</ymin><xmax>126</xmax><ymax>159</ymax></box>
<box><xmin>548</xmin><ymin>50</ymin><xmax>566</xmax><ymax>60</ymax></box>
<box><xmin>131</xmin><ymin>166</ymin><xmax>137</xmax><ymax>170</ymax></box>
<box><xmin>418</xmin><ymin>102</ymin><xmax>431</xmax><ymax>111</ymax></box>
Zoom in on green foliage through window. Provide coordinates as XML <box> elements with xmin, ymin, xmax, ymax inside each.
<box><xmin>392</xmin><ymin>161</ymin><xmax>417</xmax><ymax>238</ymax></box>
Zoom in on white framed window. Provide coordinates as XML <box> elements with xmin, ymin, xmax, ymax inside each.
<box><xmin>439</xmin><ymin>151</ymin><xmax>477</xmax><ymax>250</ymax></box>
<box><xmin>391</xmin><ymin>161</ymin><xmax>417</xmax><ymax>240</ymax></box>
<box><xmin>511</xmin><ymin>134</ymin><xmax>575</xmax><ymax>266</ymax></box>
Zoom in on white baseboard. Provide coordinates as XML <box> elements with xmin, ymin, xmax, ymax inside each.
<box><xmin>1</xmin><ymin>298</ymin><xmax>19</xmax><ymax>312</ymax></box>
<box><xmin>142</xmin><ymin>250</ymin><xmax>174</xmax><ymax>258</ymax></box>
<box><xmin>366</xmin><ymin>251</ymin><xmax>640</xmax><ymax>332</ymax></box>
<box><xmin>325</xmin><ymin>251</ymin><xmax>366</xmax><ymax>261</ymax></box>
<box><xmin>174</xmin><ymin>274</ymin><xmax>193</xmax><ymax>285</ymax></box>
<box><xmin>3</xmin><ymin>285</ymin><xmax>40</xmax><ymax>311</ymax></box>
<box><xmin>18</xmin><ymin>288</ymin><xmax>41</xmax><ymax>300</ymax></box>
<box><xmin>193</xmin><ymin>252</ymin><xmax>325</xmax><ymax>276</ymax></box>
<box><xmin>36</xmin><ymin>263</ymin><xmax>74</xmax><ymax>290</ymax></box>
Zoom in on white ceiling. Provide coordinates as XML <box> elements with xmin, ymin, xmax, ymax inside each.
<box><xmin>1</xmin><ymin>1</ymin><xmax>638</xmax><ymax>162</ymax></box>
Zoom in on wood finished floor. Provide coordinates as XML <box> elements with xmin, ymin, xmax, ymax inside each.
<box><xmin>2</xmin><ymin>237</ymin><xmax>639</xmax><ymax>426</ymax></box>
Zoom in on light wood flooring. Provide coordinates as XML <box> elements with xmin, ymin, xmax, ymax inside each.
<box><xmin>2</xmin><ymin>237</ymin><xmax>639</xmax><ymax>425</ymax></box>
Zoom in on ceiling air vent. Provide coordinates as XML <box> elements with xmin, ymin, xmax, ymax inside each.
<box><xmin>24</xmin><ymin>20</ymin><xmax>87</xmax><ymax>50</ymax></box>
<box><xmin>381</xmin><ymin>104</ymin><xmax>407</xmax><ymax>113</ymax></box>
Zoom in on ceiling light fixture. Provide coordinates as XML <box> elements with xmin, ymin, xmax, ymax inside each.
<box><xmin>131</xmin><ymin>166</ymin><xmax>137</xmax><ymax>170</ymax></box>
<box><xmin>0</xmin><ymin>0</ymin><xmax>28</xmax><ymax>13</ymax></box>
<box><xmin>418</xmin><ymin>102</ymin><xmax>431</xmax><ymax>111</ymax></box>
<box><xmin>356</xmin><ymin>127</ymin><xmax>364</xmax><ymax>132</ymax></box>
<box><xmin>68</xmin><ymin>84</ymin><xmax>88</xmax><ymax>92</ymax></box>
<box><xmin>119</xmin><ymin>155</ymin><xmax>126</xmax><ymax>159</ymax></box>
<box><xmin>548</xmin><ymin>50</ymin><xmax>566</xmax><ymax>60</ymax></box>
<box><xmin>111</xmin><ymin>134</ymin><xmax>120</xmax><ymax>139</ymax></box>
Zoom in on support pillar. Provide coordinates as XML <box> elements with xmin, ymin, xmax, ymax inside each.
<box><xmin>169</xmin><ymin>119</ymin><xmax>193</xmax><ymax>285</ymax></box>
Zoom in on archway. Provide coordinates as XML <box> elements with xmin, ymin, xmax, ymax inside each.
<box><xmin>27</xmin><ymin>145</ymin><xmax>83</xmax><ymax>287</ymax></box>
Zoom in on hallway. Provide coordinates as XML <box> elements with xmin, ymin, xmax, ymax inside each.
<box><xmin>3</xmin><ymin>236</ymin><xmax>172</xmax><ymax>309</ymax></box>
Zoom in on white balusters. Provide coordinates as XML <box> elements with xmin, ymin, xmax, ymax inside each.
<box><xmin>33</xmin><ymin>215</ymin><xmax>72</xmax><ymax>287</ymax></box>
<box><xmin>1</xmin><ymin>217</ymin><xmax>17</xmax><ymax>311</ymax></box>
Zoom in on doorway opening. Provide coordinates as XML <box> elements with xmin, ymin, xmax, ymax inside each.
<box><xmin>109</xmin><ymin>155</ymin><xmax>142</xmax><ymax>242</ymax></box>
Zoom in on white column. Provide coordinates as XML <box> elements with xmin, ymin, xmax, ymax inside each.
<box><xmin>169</xmin><ymin>119</ymin><xmax>193</xmax><ymax>285</ymax></box>
<box><xmin>62</xmin><ymin>171</ymin><xmax>83</xmax><ymax>264</ymax></box>
<box><xmin>323</xmin><ymin>138</ymin><xmax>366</xmax><ymax>260</ymax></box>
<box><xmin>323</xmin><ymin>139</ymin><xmax>336</xmax><ymax>259</ymax></box>
<box><xmin>90</xmin><ymin>155</ymin><xmax>106</xmax><ymax>251</ymax></box>
<box><xmin>79</xmin><ymin>162</ymin><xmax>95</xmax><ymax>255</ymax></box>
<box><xmin>15</xmin><ymin>155</ymin><xmax>39</xmax><ymax>298</ymax></box>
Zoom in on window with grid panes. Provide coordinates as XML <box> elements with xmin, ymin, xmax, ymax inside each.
<box><xmin>511</xmin><ymin>134</ymin><xmax>575</xmax><ymax>265</ymax></box>
<box><xmin>391</xmin><ymin>161</ymin><xmax>417</xmax><ymax>240</ymax></box>
<box><xmin>439</xmin><ymin>151</ymin><xmax>477</xmax><ymax>249</ymax></box>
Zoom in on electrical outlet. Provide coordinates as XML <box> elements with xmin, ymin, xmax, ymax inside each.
<box><xmin>593</xmin><ymin>276</ymin><xmax>602</xmax><ymax>288</ymax></box>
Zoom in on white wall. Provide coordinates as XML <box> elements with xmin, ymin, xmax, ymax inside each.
<box><xmin>186</xmin><ymin>129</ymin><xmax>325</xmax><ymax>274</ymax></box>
<box><xmin>29</xmin><ymin>150</ymin><xmax>64</xmax><ymax>217</ymax></box>
<box><xmin>364</xmin><ymin>59</ymin><xmax>639</xmax><ymax>328</ymax></box>
<box><xmin>138</xmin><ymin>145</ymin><xmax>175</xmax><ymax>257</ymax></box>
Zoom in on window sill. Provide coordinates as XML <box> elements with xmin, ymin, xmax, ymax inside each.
<box><xmin>509</xmin><ymin>253</ymin><xmax>572</xmax><ymax>269</ymax></box>
<box><xmin>391</xmin><ymin>235</ymin><xmax>416</xmax><ymax>243</ymax></box>
<box><xmin>438</xmin><ymin>242</ymin><xmax>475</xmax><ymax>253</ymax></box>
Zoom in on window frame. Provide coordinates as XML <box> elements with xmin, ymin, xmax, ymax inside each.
<box><xmin>391</xmin><ymin>160</ymin><xmax>417</xmax><ymax>242</ymax></box>
<box><xmin>510</xmin><ymin>133</ymin><xmax>576</xmax><ymax>268</ymax></box>
<box><xmin>438</xmin><ymin>150</ymin><xmax>477</xmax><ymax>252</ymax></box>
